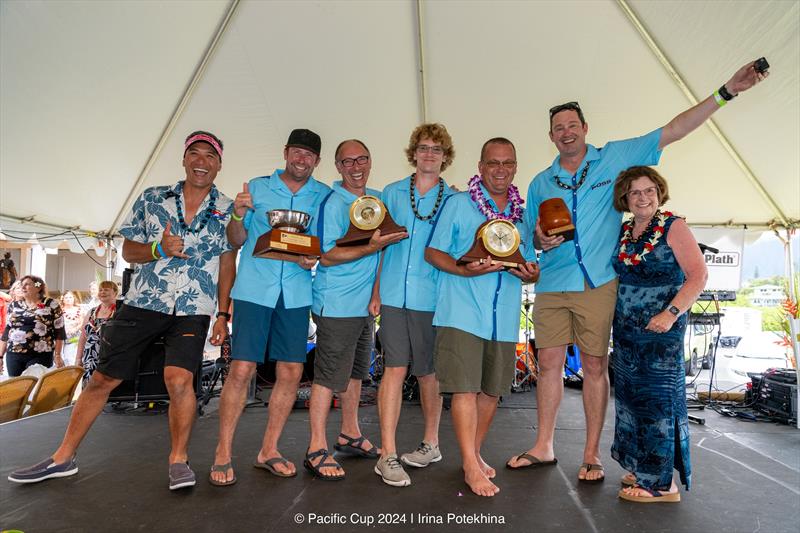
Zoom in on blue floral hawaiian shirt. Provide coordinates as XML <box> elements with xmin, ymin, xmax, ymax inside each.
<box><xmin>119</xmin><ymin>181</ymin><xmax>234</xmax><ymax>317</ymax></box>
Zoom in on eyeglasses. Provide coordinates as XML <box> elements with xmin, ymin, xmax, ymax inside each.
<box><xmin>626</xmin><ymin>186</ymin><xmax>659</xmax><ymax>199</ymax></box>
<box><xmin>482</xmin><ymin>160</ymin><xmax>517</xmax><ymax>170</ymax></box>
<box><xmin>415</xmin><ymin>145</ymin><xmax>444</xmax><ymax>155</ymax></box>
<box><xmin>339</xmin><ymin>155</ymin><xmax>370</xmax><ymax>167</ymax></box>
<box><xmin>549</xmin><ymin>101</ymin><xmax>582</xmax><ymax>119</ymax></box>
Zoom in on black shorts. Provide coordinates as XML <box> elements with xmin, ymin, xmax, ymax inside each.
<box><xmin>95</xmin><ymin>304</ymin><xmax>210</xmax><ymax>380</ymax></box>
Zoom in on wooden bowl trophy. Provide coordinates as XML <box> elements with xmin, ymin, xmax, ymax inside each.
<box><xmin>252</xmin><ymin>209</ymin><xmax>321</xmax><ymax>261</ymax></box>
<box><xmin>539</xmin><ymin>198</ymin><xmax>575</xmax><ymax>241</ymax></box>
<box><xmin>335</xmin><ymin>195</ymin><xmax>406</xmax><ymax>246</ymax></box>
<box><xmin>458</xmin><ymin>219</ymin><xmax>526</xmax><ymax>269</ymax></box>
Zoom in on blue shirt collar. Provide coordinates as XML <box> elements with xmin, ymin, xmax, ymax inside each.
<box><xmin>269</xmin><ymin>168</ymin><xmax>322</xmax><ymax>196</ymax></box>
<box><xmin>550</xmin><ymin>144</ymin><xmax>600</xmax><ymax>177</ymax></box>
<box><xmin>399</xmin><ymin>174</ymin><xmax>451</xmax><ymax>197</ymax></box>
<box><xmin>474</xmin><ymin>180</ymin><xmax>512</xmax><ymax>216</ymax></box>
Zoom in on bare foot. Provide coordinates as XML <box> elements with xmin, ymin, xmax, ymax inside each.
<box><xmin>464</xmin><ymin>467</ymin><xmax>500</xmax><ymax>497</ymax></box>
<box><xmin>476</xmin><ymin>454</ymin><xmax>496</xmax><ymax>479</ymax></box>
<box><xmin>256</xmin><ymin>452</ymin><xmax>296</xmax><ymax>476</ymax></box>
<box><xmin>621</xmin><ymin>472</ymin><xmax>636</xmax><ymax>486</ymax></box>
<box><xmin>210</xmin><ymin>454</ymin><xmax>235</xmax><ymax>484</ymax></box>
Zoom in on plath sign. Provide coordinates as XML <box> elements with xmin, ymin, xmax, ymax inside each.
<box><xmin>705</xmin><ymin>251</ymin><xmax>739</xmax><ymax>266</ymax></box>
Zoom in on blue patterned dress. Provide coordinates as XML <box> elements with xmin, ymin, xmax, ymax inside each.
<box><xmin>611</xmin><ymin>214</ymin><xmax>691</xmax><ymax>491</ymax></box>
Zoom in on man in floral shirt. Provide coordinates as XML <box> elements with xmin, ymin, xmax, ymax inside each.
<box><xmin>9</xmin><ymin>131</ymin><xmax>236</xmax><ymax>490</ymax></box>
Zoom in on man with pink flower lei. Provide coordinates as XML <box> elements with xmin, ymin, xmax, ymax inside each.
<box><xmin>425</xmin><ymin>137</ymin><xmax>539</xmax><ymax>497</ymax></box>
<box><xmin>510</xmin><ymin>60</ymin><xmax>768</xmax><ymax>484</ymax></box>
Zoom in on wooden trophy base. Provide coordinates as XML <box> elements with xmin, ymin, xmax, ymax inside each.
<box><xmin>457</xmin><ymin>237</ymin><xmax>526</xmax><ymax>270</ymax></box>
<box><xmin>253</xmin><ymin>230</ymin><xmax>321</xmax><ymax>261</ymax></box>
<box><xmin>545</xmin><ymin>224</ymin><xmax>575</xmax><ymax>242</ymax></box>
<box><xmin>336</xmin><ymin>213</ymin><xmax>406</xmax><ymax>247</ymax></box>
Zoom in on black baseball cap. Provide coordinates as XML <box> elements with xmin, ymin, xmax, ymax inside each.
<box><xmin>286</xmin><ymin>128</ymin><xmax>321</xmax><ymax>156</ymax></box>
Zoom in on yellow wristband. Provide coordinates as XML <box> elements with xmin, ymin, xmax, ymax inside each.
<box><xmin>231</xmin><ymin>211</ymin><xmax>243</xmax><ymax>222</ymax></box>
<box><xmin>713</xmin><ymin>91</ymin><xmax>727</xmax><ymax>107</ymax></box>
<box><xmin>151</xmin><ymin>240</ymin><xmax>160</xmax><ymax>260</ymax></box>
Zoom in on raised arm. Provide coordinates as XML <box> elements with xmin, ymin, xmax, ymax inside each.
<box><xmin>227</xmin><ymin>182</ymin><xmax>253</xmax><ymax>248</ymax></box>
<box><xmin>658</xmin><ymin>60</ymin><xmax>768</xmax><ymax>150</ymax></box>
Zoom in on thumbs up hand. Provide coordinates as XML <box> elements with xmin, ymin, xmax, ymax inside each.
<box><xmin>233</xmin><ymin>182</ymin><xmax>253</xmax><ymax>219</ymax></box>
<box><xmin>161</xmin><ymin>221</ymin><xmax>189</xmax><ymax>259</ymax></box>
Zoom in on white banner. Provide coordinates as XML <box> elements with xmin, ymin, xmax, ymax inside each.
<box><xmin>689</xmin><ymin>227</ymin><xmax>745</xmax><ymax>291</ymax></box>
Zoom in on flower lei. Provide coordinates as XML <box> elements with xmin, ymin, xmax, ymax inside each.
<box><xmin>467</xmin><ymin>175</ymin><xmax>524</xmax><ymax>222</ymax></box>
<box><xmin>618</xmin><ymin>210</ymin><xmax>672</xmax><ymax>266</ymax></box>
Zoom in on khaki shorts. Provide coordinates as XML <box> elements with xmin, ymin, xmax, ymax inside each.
<box><xmin>533</xmin><ymin>279</ymin><xmax>617</xmax><ymax>357</ymax></box>
<box><xmin>433</xmin><ymin>327</ymin><xmax>515</xmax><ymax>397</ymax></box>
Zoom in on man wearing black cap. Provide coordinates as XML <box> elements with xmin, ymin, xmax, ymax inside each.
<box><xmin>209</xmin><ymin>129</ymin><xmax>331</xmax><ymax>485</ymax></box>
<box><xmin>9</xmin><ymin>131</ymin><xmax>236</xmax><ymax>490</ymax></box>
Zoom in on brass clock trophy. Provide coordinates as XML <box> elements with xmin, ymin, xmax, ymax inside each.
<box><xmin>335</xmin><ymin>195</ymin><xmax>406</xmax><ymax>246</ymax></box>
<box><xmin>539</xmin><ymin>198</ymin><xmax>575</xmax><ymax>241</ymax></box>
<box><xmin>253</xmin><ymin>209</ymin><xmax>321</xmax><ymax>261</ymax></box>
<box><xmin>458</xmin><ymin>219</ymin><xmax>526</xmax><ymax>269</ymax></box>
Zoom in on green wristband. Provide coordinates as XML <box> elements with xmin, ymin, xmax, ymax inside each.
<box><xmin>151</xmin><ymin>240</ymin><xmax>160</xmax><ymax>260</ymax></box>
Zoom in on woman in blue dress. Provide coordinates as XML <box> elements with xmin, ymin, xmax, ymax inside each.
<box><xmin>610</xmin><ymin>166</ymin><xmax>707</xmax><ymax>503</ymax></box>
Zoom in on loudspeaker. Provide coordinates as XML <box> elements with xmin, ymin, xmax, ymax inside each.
<box><xmin>108</xmin><ymin>338</ymin><xmax>204</xmax><ymax>402</ymax></box>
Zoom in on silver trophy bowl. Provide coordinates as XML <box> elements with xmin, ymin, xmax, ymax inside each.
<box><xmin>268</xmin><ymin>209</ymin><xmax>311</xmax><ymax>233</ymax></box>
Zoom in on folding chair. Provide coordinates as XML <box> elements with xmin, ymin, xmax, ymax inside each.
<box><xmin>0</xmin><ymin>376</ymin><xmax>38</xmax><ymax>422</ymax></box>
<box><xmin>26</xmin><ymin>366</ymin><xmax>83</xmax><ymax>417</ymax></box>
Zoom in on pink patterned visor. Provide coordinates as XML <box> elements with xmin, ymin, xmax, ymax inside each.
<box><xmin>184</xmin><ymin>134</ymin><xmax>223</xmax><ymax>160</ymax></box>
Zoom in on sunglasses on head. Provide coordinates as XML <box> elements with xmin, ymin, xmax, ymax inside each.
<box><xmin>549</xmin><ymin>101</ymin><xmax>582</xmax><ymax>119</ymax></box>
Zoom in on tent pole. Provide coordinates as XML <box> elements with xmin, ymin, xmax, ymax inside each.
<box><xmin>784</xmin><ymin>229</ymin><xmax>800</xmax><ymax>429</ymax></box>
<box><xmin>414</xmin><ymin>0</ymin><xmax>429</xmax><ymax>123</ymax></box>
<box><xmin>108</xmin><ymin>0</ymin><xmax>242</xmax><ymax>235</ymax></box>
<box><xmin>616</xmin><ymin>0</ymin><xmax>789</xmax><ymax>228</ymax></box>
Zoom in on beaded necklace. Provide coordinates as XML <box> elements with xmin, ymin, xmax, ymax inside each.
<box><xmin>174</xmin><ymin>182</ymin><xmax>218</xmax><ymax>234</ymax></box>
<box><xmin>554</xmin><ymin>162</ymin><xmax>590</xmax><ymax>191</ymax></box>
<box><xmin>618</xmin><ymin>210</ymin><xmax>672</xmax><ymax>266</ymax></box>
<box><xmin>409</xmin><ymin>174</ymin><xmax>444</xmax><ymax>221</ymax></box>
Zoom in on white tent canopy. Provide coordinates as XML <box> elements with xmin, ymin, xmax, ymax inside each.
<box><xmin>1</xmin><ymin>0</ymin><xmax>798</xmax><ymax>237</ymax></box>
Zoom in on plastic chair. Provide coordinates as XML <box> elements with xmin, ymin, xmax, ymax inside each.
<box><xmin>26</xmin><ymin>366</ymin><xmax>83</xmax><ymax>417</ymax></box>
<box><xmin>0</xmin><ymin>376</ymin><xmax>38</xmax><ymax>423</ymax></box>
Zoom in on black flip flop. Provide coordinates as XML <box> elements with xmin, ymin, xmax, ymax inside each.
<box><xmin>506</xmin><ymin>453</ymin><xmax>558</xmax><ymax>470</ymax></box>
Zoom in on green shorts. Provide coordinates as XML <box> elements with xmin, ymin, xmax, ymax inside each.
<box><xmin>433</xmin><ymin>327</ymin><xmax>515</xmax><ymax>397</ymax></box>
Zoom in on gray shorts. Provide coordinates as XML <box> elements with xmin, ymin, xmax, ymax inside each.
<box><xmin>379</xmin><ymin>305</ymin><xmax>436</xmax><ymax>377</ymax></box>
<box><xmin>312</xmin><ymin>314</ymin><xmax>373</xmax><ymax>392</ymax></box>
<box><xmin>433</xmin><ymin>327</ymin><xmax>515</xmax><ymax>397</ymax></box>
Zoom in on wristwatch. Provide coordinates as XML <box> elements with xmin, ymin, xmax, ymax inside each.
<box><xmin>667</xmin><ymin>305</ymin><xmax>680</xmax><ymax>316</ymax></box>
<box><xmin>216</xmin><ymin>311</ymin><xmax>231</xmax><ymax>321</ymax></box>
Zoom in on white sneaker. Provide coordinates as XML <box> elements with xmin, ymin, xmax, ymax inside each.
<box><xmin>401</xmin><ymin>441</ymin><xmax>442</xmax><ymax>468</ymax></box>
<box><xmin>374</xmin><ymin>454</ymin><xmax>411</xmax><ymax>487</ymax></box>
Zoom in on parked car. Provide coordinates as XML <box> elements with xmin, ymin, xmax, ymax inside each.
<box><xmin>684</xmin><ymin>321</ymin><xmax>716</xmax><ymax>376</ymax></box>
<box><xmin>714</xmin><ymin>331</ymin><xmax>792</xmax><ymax>386</ymax></box>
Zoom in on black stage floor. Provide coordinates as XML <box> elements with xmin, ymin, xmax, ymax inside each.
<box><xmin>1</xmin><ymin>386</ymin><xmax>798</xmax><ymax>533</ymax></box>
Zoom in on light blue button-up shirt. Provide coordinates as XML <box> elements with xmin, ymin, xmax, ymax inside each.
<box><xmin>379</xmin><ymin>175</ymin><xmax>455</xmax><ymax>312</ymax></box>
<box><xmin>230</xmin><ymin>169</ymin><xmax>331</xmax><ymax>309</ymax></box>
<box><xmin>525</xmin><ymin>129</ymin><xmax>663</xmax><ymax>293</ymax></box>
<box><xmin>312</xmin><ymin>182</ymin><xmax>382</xmax><ymax>318</ymax></box>
<box><xmin>121</xmin><ymin>181</ymin><xmax>233</xmax><ymax>317</ymax></box>
<box><xmin>427</xmin><ymin>186</ymin><xmax>534</xmax><ymax>343</ymax></box>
